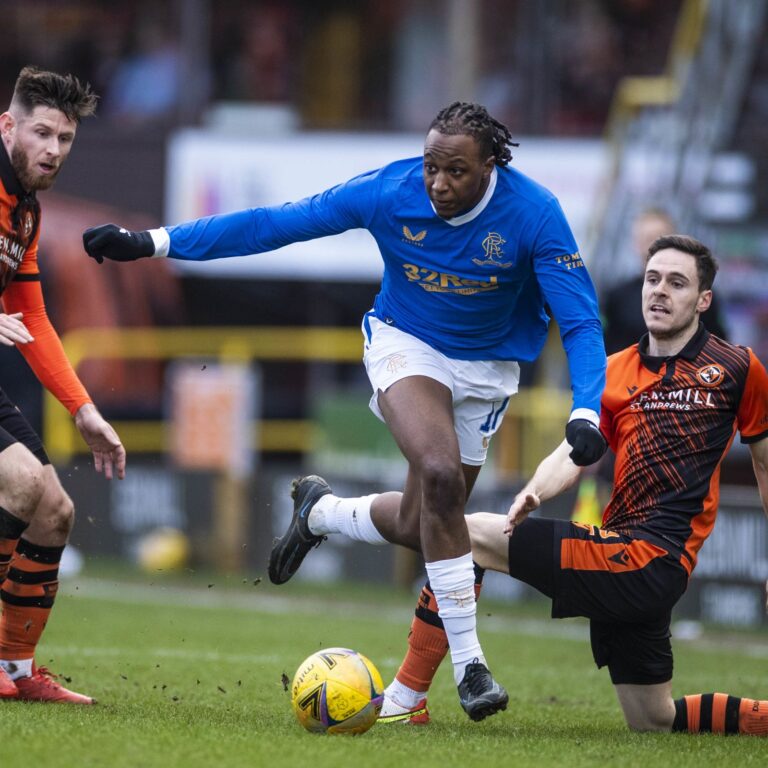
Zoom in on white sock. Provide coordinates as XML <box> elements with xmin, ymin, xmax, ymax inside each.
<box><xmin>0</xmin><ymin>658</ymin><xmax>33</xmax><ymax>680</ymax></box>
<box><xmin>425</xmin><ymin>553</ymin><xmax>485</xmax><ymax>686</ymax></box>
<box><xmin>308</xmin><ymin>494</ymin><xmax>387</xmax><ymax>544</ymax></box>
<box><xmin>384</xmin><ymin>678</ymin><xmax>426</xmax><ymax>709</ymax></box>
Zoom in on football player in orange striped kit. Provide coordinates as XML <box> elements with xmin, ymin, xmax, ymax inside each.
<box><xmin>0</xmin><ymin>66</ymin><xmax>125</xmax><ymax>703</ymax></box>
<box><xmin>384</xmin><ymin>234</ymin><xmax>768</xmax><ymax>735</ymax></box>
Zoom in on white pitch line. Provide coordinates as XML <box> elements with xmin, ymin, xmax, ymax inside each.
<box><xmin>40</xmin><ymin>644</ymin><xmax>282</xmax><ymax>665</ymax></box>
<box><xmin>57</xmin><ymin>578</ymin><xmax>768</xmax><ymax>658</ymax></box>
<box><xmin>39</xmin><ymin>643</ymin><xmax>410</xmax><ymax>672</ymax></box>
<box><xmin>59</xmin><ymin>577</ymin><xmax>589</xmax><ymax>641</ymax></box>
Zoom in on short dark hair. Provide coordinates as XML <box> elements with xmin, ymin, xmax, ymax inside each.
<box><xmin>429</xmin><ymin>102</ymin><xmax>518</xmax><ymax>167</ymax></box>
<box><xmin>10</xmin><ymin>66</ymin><xmax>97</xmax><ymax>123</ymax></box>
<box><xmin>647</xmin><ymin>234</ymin><xmax>719</xmax><ymax>291</ymax></box>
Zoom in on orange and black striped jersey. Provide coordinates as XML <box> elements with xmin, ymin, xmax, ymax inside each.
<box><xmin>599</xmin><ymin>324</ymin><xmax>768</xmax><ymax>575</ymax></box>
<box><xmin>0</xmin><ymin>141</ymin><xmax>39</xmax><ymax>289</ymax></box>
<box><xmin>0</xmin><ymin>141</ymin><xmax>90</xmax><ymax>415</ymax></box>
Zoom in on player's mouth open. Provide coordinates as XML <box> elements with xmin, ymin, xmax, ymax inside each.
<box><xmin>649</xmin><ymin>304</ymin><xmax>670</xmax><ymax>314</ymax></box>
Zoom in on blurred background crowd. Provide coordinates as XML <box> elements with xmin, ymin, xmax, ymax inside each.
<box><xmin>0</xmin><ymin>0</ymin><xmax>681</xmax><ymax>133</ymax></box>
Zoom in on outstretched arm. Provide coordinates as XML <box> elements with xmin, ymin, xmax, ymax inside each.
<box><xmin>468</xmin><ymin>443</ymin><xmax>583</xmax><ymax>572</ymax></box>
<box><xmin>505</xmin><ymin>439</ymin><xmax>582</xmax><ymax>534</ymax></box>
<box><xmin>84</xmin><ymin>170</ymin><xmax>380</xmax><ymax>264</ymax></box>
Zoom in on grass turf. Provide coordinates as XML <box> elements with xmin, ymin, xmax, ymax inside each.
<box><xmin>2</xmin><ymin>566</ymin><xmax>766</xmax><ymax>767</ymax></box>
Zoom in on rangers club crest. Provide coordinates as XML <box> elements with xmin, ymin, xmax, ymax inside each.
<box><xmin>472</xmin><ymin>232</ymin><xmax>512</xmax><ymax>268</ymax></box>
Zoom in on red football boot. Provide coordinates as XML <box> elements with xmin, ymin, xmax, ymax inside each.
<box><xmin>14</xmin><ymin>666</ymin><xmax>94</xmax><ymax>704</ymax></box>
<box><xmin>0</xmin><ymin>666</ymin><xmax>18</xmax><ymax>699</ymax></box>
<box><xmin>377</xmin><ymin>696</ymin><xmax>430</xmax><ymax>725</ymax></box>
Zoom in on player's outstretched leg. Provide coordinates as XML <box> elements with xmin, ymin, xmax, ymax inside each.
<box><xmin>268</xmin><ymin>475</ymin><xmax>332</xmax><ymax>585</ymax></box>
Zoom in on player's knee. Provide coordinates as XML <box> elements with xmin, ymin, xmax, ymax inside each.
<box><xmin>418</xmin><ymin>455</ymin><xmax>464</xmax><ymax>501</ymax></box>
<box><xmin>467</xmin><ymin>513</ymin><xmax>507</xmax><ymax>572</ymax></box>
<box><xmin>3</xmin><ymin>450</ymin><xmax>46</xmax><ymax>519</ymax></box>
<box><xmin>41</xmin><ymin>485</ymin><xmax>76</xmax><ymax>538</ymax></box>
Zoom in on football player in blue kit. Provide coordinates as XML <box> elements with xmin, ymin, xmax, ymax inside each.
<box><xmin>83</xmin><ymin>101</ymin><xmax>608</xmax><ymax>722</ymax></box>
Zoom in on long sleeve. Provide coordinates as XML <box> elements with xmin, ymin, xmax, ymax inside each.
<box><xmin>165</xmin><ymin>170</ymin><xmax>381</xmax><ymax>262</ymax></box>
<box><xmin>2</xmin><ymin>278</ymin><xmax>91</xmax><ymax>415</ymax></box>
<box><xmin>532</xmin><ymin>203</ymin><xmax>606</xmax><ymax>415</ymax></box>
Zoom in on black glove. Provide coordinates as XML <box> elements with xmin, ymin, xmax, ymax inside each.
<box><xmin>565</xmin><ymin>419</ymin><xmax>608</xmax><ymax>466</ymax></box>
<box><xmin>83</xmin><ymin>224</ymin><xmax>155</xmax><ymax>264</ymax></box>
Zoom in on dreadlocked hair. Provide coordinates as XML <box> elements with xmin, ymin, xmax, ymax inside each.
<box><xmin>11</xmin><ymin>65</ymin><xmax>98</xmax><ymax>123</ymax></box>
<box><xmin>429</xmin><ymin>102</ymin><xmax>518</xmax><ymax>167</ymax></box>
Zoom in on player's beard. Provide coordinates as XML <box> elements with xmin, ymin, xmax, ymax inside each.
<box><xmin>10</xmin><ymin>143</ymin><xmax>61</xmax><ymax>192</ymax></box>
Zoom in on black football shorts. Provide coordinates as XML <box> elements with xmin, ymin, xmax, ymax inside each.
<box><xmin>508</xmin><ymin>517</ymin><xmax>688</xmax><ymax>684</ymax></box>
<box><xmin>0</xmin><ymin>387</ymin><xmax>49</xmax><ymax>464</ymax></box>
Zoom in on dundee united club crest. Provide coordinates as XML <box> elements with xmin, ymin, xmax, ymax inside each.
<box><xmin>472</xmin><ymin>232</ymin><xmax>512</xmax><ymax>268</ymax></box>
<box><xmin>695</xmin><ymin>364</ymin><xmax>725</xmax><ymax>387</ymax></box>
<box><xmin>22</xmin><ymin>211</ymin><xmax>34</xmax><ymax>241</ymax></box>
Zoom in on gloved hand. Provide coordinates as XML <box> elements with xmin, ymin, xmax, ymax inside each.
<box><xmin>565</xmin><ymin>419</ymin><xmax>608</xmax><ymax>466</ymax></box>
<box><xmin>83</xmin><ymin>224</ymin><xmax>155</xmax><ymax>263</ymax></box>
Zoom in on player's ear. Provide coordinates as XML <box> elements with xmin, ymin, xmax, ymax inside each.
<box><xmin>0</xmin><ymin>112</ymin><xmax>14</xmax><ymax>139</ymax></box>
<box><xmin>697</xmin><ymin>289</ymin><xmax>713</xmax><ymax>313</ymax></box>
<box><xmin>482</xmin><ymin>155</ymin><xmax>495</xmax><ymax>178</ymax></box>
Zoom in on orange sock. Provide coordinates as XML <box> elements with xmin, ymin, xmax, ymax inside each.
<box><xmin>394</xmin><ymin>565</ymin><xmax>485</xmax><ymax>693</ymax></box>
<box><xmin>673</xmin><ymin>693</ymin><xmax>768</xmax><ymax>735</ymax></box>
<box><xmin>0</xmin><ymin>539</ymin><xmax>63</xmax><ymax>660</ymax></box>
<box><xmin>0</xmin><ymin>507</ymin><xmax>29</xmax><ymax>583</ymax></box>
<box><xmin>738</xmin><ymin>697</ymin><xmax>768</xmax><ymax>736</ymax></box>
<box><xmin>395</xmin><ymin>584</ymin><xmax>449</xmax><ymax>692</ymax></box>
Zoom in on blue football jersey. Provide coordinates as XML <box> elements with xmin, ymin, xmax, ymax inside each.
<box><xmin>165</xmin><ymin>157</ymin><xmax>605</xmax><ymax>412</ymax></box>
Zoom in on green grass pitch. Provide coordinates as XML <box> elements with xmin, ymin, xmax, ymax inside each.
<box><xmin>3</xmin><ymin>565</ymin><xmax>767</xmax><ymax>767</ymax></box>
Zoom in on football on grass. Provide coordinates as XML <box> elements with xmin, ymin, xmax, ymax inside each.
<box><xmin>291</xmin><ymin>647</ymin><xmax>384</xmax><ymax>734</ymax></box>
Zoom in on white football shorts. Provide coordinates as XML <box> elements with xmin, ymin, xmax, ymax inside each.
<box><xmin>361</xmin><ymin>313</ymin><xmax>520</xmax><ymax>466</ymax></box>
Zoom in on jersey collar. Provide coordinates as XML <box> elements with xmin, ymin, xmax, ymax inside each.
<box><xmin>638</xmin><ymin>322</ymin><xmax>710</xmax><ymax>372</ymax></box>
<box><xmin>433</xmin><ymin>167</ymin><xmax>497</xmax><ymax>227</ymax></box>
